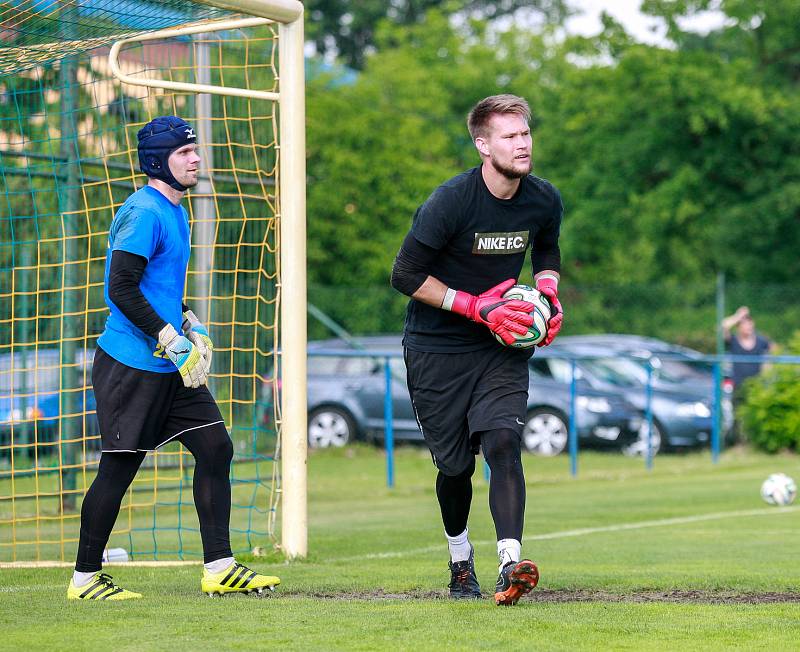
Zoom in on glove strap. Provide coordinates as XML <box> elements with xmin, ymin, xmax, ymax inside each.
<box><xmin>182</xmin><ymin>309</ymin><xmax>201</xmax><ymax>332</ymax></box>
<box><xmin>158</xmin><ymin>323</ymin><xmax>180</xmax><ymax>348</ymax></box>
<box><xmin>441</xmin><ymin>288</ymin><xmax>458</xmax><ymax>311</ymax></box>
<box><xmin>441</xmin><ymin>288</ymin><xmax>474</xmax><ymax>317</ymax></box>
<box><xmin>535</xmin><ymin>273</ymin><xmax>559</xmax><ymax>288</ymax></box>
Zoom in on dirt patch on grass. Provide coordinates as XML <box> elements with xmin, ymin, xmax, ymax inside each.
<box><xmin>280</xmin><ymin>588</ymin><xmax>800</xmax><ymax>604</ymax></box>
<box><xmin>529</xmin><ymin>589</ymin><xmax>800</xmax><ymax>604</ymax></box>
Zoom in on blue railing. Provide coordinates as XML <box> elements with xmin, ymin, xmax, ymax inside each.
<box><xmin>307</xmin><ymin>349</ymin><xmax>800</xmax><ymax>487</ymax></box>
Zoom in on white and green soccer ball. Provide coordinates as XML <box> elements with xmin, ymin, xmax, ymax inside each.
<box><xmin>760</xmin><ymin>473</ymin><xmax>797</xmax><ymax>506</ymax></box>
<box><xmin>493</xmin><ymin>284</ymin><xmax>552</xmax><ymax>349</ymax></box>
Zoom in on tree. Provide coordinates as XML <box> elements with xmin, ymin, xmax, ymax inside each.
<box><xmin>303</xmin><ymin>5</ymin><xmax>800</xmax><ymax>341</ymax></box>
<box><xmin>641</xmin><ymin>0</ymin><xmax>800</xmax><ymax>84</ymax></box>
<box><xmin>303</xmin><ymin>0</ymin><xmax>568</xmax><ymax>68</ymax></box>
<box><xmin>305</xmin><ymin>11</ymin><xmax>557</xmax><ymax>287</ymax></box>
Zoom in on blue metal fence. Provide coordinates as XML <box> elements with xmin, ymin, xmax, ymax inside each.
<box><xmin>307</xmin><ymin>350</ymin><xmax>800</xmax><ymax>487</ymax></box>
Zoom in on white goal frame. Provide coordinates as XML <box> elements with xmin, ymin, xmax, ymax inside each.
<box><xmin>108</xmin><ymin>0</ymin><xmax>307</xmax><ymax>558</ymax></box>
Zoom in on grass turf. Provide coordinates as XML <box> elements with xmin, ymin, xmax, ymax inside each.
<box><xmin>2</xmin><ymin>444</ymin><xmax>800</xmax><ymax>650</ymax></box>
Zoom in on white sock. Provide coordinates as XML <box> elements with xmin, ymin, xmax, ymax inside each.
<box><xmin>204</xmin><ymin>556</ymin><xmax>235</xmax><ymax>574</ymax></box>
<box><xmin>72</xmin><ymin>570</ymin><xmax>98</xmax><ymax>587</ymax></box>
<box><xmin>497</xmin><ymin>538</ymin><xmax>521</xmax><ymax>572</ymax></box>
<box><xmin>445</xmin><ymin>528</ymin><xmax>472</xmax><ymax>563</ymax></box>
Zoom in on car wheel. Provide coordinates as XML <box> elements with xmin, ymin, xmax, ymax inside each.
<box><xmin>522</xmin><ymin>408</ymin><xmax>569</xmax><ymax>456</ymax></box>
<box><xmin>308</xmin><ymin>407</ymin><xmax>355</xmax><ymax>449</ymax></box>
<box><xmin>623</xmin><ymin>420</ymin><xmax>662</xmax><ymax>457</ymax></box>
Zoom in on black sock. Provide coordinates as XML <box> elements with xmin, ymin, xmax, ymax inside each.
<box><xmin>435</xmin><ymin>459</ymin><xmax>475</xmax><ymax>537</ymax></box>
<box><xmin>75</xmin><ymin>451</ymin><xmax>145</xmax><ymax>572</ymax></box>
<box><xmin>178</xmin><ymin>423</ymin><xmax>234</xmax><ymax>564</ymax></box>
<box><xmin>481</xmin><ymin>428</ymin><xmax>526</xmax><ymax>541</ymax></box>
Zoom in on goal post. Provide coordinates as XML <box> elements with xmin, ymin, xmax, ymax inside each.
<box><xmin>105</xmin><ymin>1</ymin><xmax>308</xmax><ymax>558</ymax></box>
<box><xmin>202</xmin><ymin>0</ymin><xmax>309</xmax><ymax>561</ymax></box>
<box><xmin>0</xmin><ymin>0</ymin><xmax>307</xmax><ymax>561</ymax></box>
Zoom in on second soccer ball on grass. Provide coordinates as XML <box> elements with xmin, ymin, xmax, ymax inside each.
<box><xmin>760</xmin><ymin>473</ymin><xmax>797</xmax><ymax>506</ymax></box>
<box><xmin>493</xmin><ymin>284</ymin><xmax>552</xmax><ymax>349</ymax></box>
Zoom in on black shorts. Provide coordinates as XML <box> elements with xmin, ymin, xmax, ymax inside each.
<box><xmin>404</xmin><ymin>346</ymin><xmax>530</xmax><ymax>476</ymax></box>
<box><xmin>92</xmin><ymin>346</ymin><xmax>225</xmax><ymax>453</ymax></box>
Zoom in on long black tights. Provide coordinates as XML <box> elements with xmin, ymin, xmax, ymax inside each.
<box><xmin>75</xmin><ymin>423</ymin><xmax>234</xmax><ymax>571</ymax></box>
<box><xmin>436</xmin><ymin>459</ymin><xmax>475</xmax><ymax>537</ymax></box>
<box><xmin>435</xmin><ymin>429</ymin><xmax>525</xmax><ymax>541</ymax></box>
<box><xmin>482</xmin><ymin>428</ymin><xmax>526</xmax><ymax>541</ymax></box>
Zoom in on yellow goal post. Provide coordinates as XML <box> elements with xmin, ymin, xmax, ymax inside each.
<box><xmin>0</xmin><ymin>0</ymin><xmax>307</xmax><ymax>562</ymax></box>
<box><xmin>112</xmin><ymin>0</ymin><xmax>309</xmax><ymax>559</ymax></box>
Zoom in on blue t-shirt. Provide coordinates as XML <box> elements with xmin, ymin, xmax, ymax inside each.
<box><xmin>98</xmin><ymin>186</ymin><xmax>190</xmax><ymax>372</ymax></box>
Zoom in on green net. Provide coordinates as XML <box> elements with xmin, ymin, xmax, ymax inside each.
<box><xmin>0</xmin><ymin>1</ymin><xmax>283</xmax><ymax>562</ymax></box>
<box><xmin>0</xmin><ymin>0</ymin><xmax>234</xmax><ymax>74</ymax></box>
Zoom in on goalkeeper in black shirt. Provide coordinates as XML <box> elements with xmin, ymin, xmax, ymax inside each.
<box><xmin>391</xmin><ymin>94</ymin><xmax>563</xmax><ymax>605</ymax></box>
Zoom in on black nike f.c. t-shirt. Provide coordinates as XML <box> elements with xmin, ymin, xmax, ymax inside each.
<box><xmin>402</xmin><ymin>166</ymin><xmax>563</xmax><ymax>353</ymax></box>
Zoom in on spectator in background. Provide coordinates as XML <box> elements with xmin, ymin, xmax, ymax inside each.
<box><xmin>722</xmin><ymin>306</ymin><xmax>773</xmax><ymax>391</ymax></box>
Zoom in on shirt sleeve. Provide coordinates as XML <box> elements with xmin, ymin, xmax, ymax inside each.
<box><xmin>390</xmin><ymin>232</ymin><xmax>440</xmax><ymax>296</ymax></box>
<box><xmin>409</xmin><ymin>186</ymin><xmax>460</xmax><ymax>250</ymax></box>
<box><xmin>107</xmin><ymin>250</ymin><xmax>167</xmax><ymax>339</ymax></box>
<box><xmin>531</xmin><ymin>187</ymin><xmax>563</xmax><ymax>274</ymax></box>
<box><xmin>111</xmin><ymin>206</ymin><xmax>161</xmax><ymax>261</ymax></box>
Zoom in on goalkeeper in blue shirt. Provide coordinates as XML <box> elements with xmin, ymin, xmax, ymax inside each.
<box><xmin>67</xmin><ymin>116</ymin><xmax>280</xmax><ymax>600</ymax></box>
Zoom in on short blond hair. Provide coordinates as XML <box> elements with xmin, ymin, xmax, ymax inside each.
<box><xmin>467</xmin><ymin>94</ymin><xmax>531</xmax><ymax>140</ymax></box>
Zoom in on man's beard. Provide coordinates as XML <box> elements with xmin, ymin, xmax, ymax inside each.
<box><xmin>490</xmin><ymin>153</ymin><xmax>531</xmax><ymax>180</ymax></box>
<box><xmin>179</xmin><ymin>174</ymin><xmax>199</xmax><ymax>189</ymax></box>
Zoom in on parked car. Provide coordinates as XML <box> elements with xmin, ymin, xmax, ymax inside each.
<box><xmin>556</xmin><ymin>335</ymin><xmax>734</xmax><ymax>438</ymax></box>
<box><xmin>556</xmin><ymin>334</ymin><xmax>731</xmax><ymax>394</ymax></box>
<box><xmin>265</xmin><ymin>336</ymin><xmax>643</xmax><ymax>456</ymax></box>
<box><xmin>545</xmin><ymin>339</ymin><xmax>733</xmax><ymax>455</ymax></box>
<box><xmin>0</xmin><ymin>348</ymin><xmax>99</xmax><ymax>458</ymax></box>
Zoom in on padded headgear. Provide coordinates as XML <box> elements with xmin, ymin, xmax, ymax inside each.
<box><xmin>137</xmin><ymin>116</ymin><xmax>197</xmax><ymax>190</ymax></box>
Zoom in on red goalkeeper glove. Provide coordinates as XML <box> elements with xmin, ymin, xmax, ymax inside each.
<box><xmin>443</xmin><ymin>278</ymin><xmax>535</xmax><ymax>346</ymax></box>
<box><xmin>536</xmin><ymin>274</ymin><xmax>562</xmax><ymax>346</ymax></box>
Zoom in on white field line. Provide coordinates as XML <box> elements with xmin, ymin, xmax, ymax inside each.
<box><xmin>2</xmin><ymin>506</ymin><xmax>797</xmax><ymax>569</ymax></box>
<box><xmin>331</xmin><ymin>505</ymin><xmax>800</xmax><ymax>562</ymax></box>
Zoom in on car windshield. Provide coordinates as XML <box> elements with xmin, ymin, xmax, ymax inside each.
<box><xmin>618</xmin><ymin>352</ymin><xmax>712</xmax><ymax>384</ymax></box>
<box><xmin>0</xmin><ymin>349</ymin><xmax>94</xmax><ymax>394</ymax></box>
<box><xmin>579</xmin><ymin>358</ymin><xmax>642</xmax><ymax>387</ymax></box>
<box><xmin>0</xmin><ymin>353</ymin><xmax>62</xmax><ymax>393</ymax></box>
<box><xmin>655</xmin><ymin>358</ymin><xmax>713</xmax><ymax>382</ymax></box>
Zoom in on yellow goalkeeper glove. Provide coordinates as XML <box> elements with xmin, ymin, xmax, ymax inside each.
<box><xmin>158</xmin><ymin>323</ymin><xmax>207</xmax><ymax>388</ymax></box>
<box><xmin>182</xmin><ymin>309</ymin><xmax>214</xmax><ymax>375</ymax></box>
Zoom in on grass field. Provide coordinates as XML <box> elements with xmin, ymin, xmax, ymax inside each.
<box><xmin>3</xmin><ymin>444</ymin><xmax>800</xmax><ymax>650</ymax></box>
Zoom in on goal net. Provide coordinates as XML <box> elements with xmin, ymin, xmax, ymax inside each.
<box><xmin>0</xmin><ymin>0</ymin><xmax>306</xmax><ymax>562</ymax></box>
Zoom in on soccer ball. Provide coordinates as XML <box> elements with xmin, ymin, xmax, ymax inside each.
<box><xmin>493</xmin><ymin>284</ymin><xmax>552</xmax><ymax>349</ymax></box>
<box><xmin>760</xmin><ymin>473</ymin><xmax>797</xmax><ymax>506</ymax></box>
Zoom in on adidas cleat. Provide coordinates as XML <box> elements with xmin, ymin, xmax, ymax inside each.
<box><xmin>494</xmin><ymin>559</ymin><xmax>539</xmax><ymax>606</ymax></box>
<box><xmin>201</xmin><ymin>562</ymin><xmax>280</xmax><ymax>597</ymax></box>
<box><xmin>67</xmin><ymin>573</ymin><xmax>142</xmax><ymax>601</ymax></box>
<box><xmin>448</xmin><ymin>547</ymin><xmax>481</xmax><ymax>599</ymax></box>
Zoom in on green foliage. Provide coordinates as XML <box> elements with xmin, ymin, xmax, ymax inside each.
<box><xmin>738</xmin><ymin>332</ymin><xmax>800</xmax><ymax>452</ymax></box>
<box><xmin>305</xmin><ymin>11</ymin><xmax>557</xmax><ymax>287</ymax></box>
<box><xmin>303</xmin><ymin>0</ymin><xmax>568</xmax><ymax>69</ymax></box>
<box><xmin>306</xmin><ymin>3</ymin><xmax>800</xmax><ymax>346</ymax></box>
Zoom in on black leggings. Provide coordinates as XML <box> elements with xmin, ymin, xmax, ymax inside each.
<box><xmin>482</xmin><ymin>428</ymin><xmax>526</xmax><ymax>541</ymax></box>
<box><xmin>74</xmin><ymin>423</ymin><xmax>234</xmax><ymax>572</ymax></box>
<box><xmin>436</xmin><ymin>429</ymin><xmax>525</xmax><ymax>541</ymax></box>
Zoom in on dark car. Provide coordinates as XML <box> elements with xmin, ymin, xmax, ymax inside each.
<box><xmin>269</xmin><ymin>336</ymin><xmax>643</xmax><ymax>455</ymax></box>
<box><xmin>524</xmin><ymin>356</ymin><xmax>642</xmax><ymax>456</ymax></box>
<box><xmin>0</xmin><ymin>348</ymin><xmax>99</xmax><ymax>459</ymax></box>
<box><xmin>546</xmin><ymin>338</ymin><xmax>733</xmax><ymax>455</ymax></box>
<box><xmin>556</xmin><ymin>334</ymin><xmax>735</xmax><ymax>394</ymax></box>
